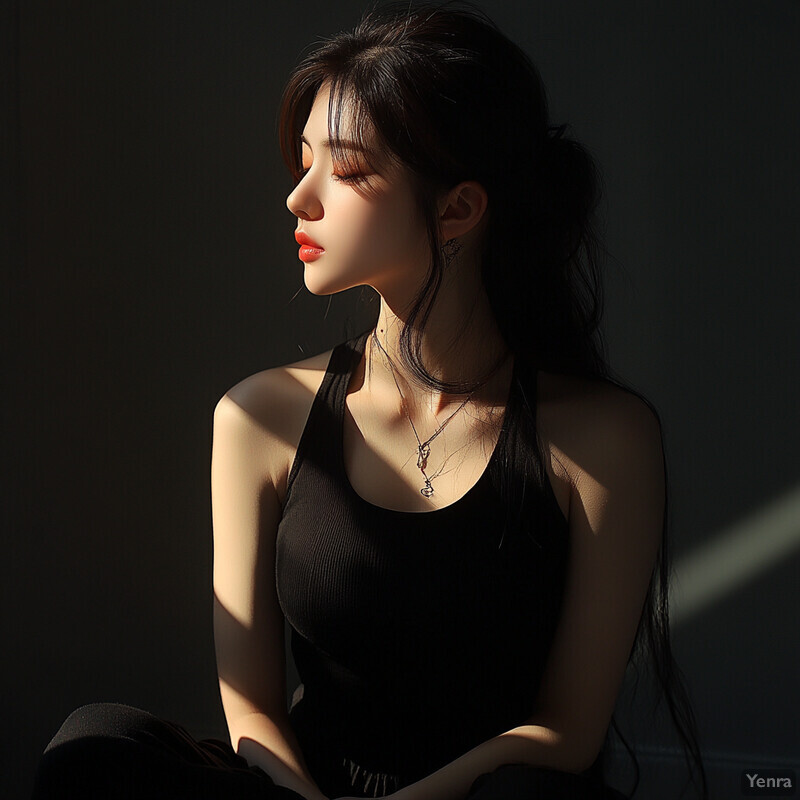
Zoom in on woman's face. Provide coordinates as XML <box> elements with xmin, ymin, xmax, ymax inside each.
<box><xmin>286</xmin><ymin>83</ymin><xmax>432</xmax><ymax>301</ymax></box>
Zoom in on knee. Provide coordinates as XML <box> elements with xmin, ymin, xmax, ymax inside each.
<box><xmin>32</xmin><ymin>703</ymin><xmax>159</xmax><ymax>798</ymax></box>
<box><xmin>44</xmin><ymin>702</ymin><xmax>156</xmax><ymax>753</ymax></box>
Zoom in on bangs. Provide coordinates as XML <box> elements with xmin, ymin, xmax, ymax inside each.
<box><xmin>279</xmin><ymin>71</ymin><xmax>396</xmax><ymax>196</ymax></box>
<box><xmin>327</xmin><ymin>78</ymin><xmax>390</xmax><ymax>180</ymax></box>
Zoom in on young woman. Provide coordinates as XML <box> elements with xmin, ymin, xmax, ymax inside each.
<box><xmin>31</xmin><ymin>2</ymin><xmax>708</xmax><ymax>799</ymax></box>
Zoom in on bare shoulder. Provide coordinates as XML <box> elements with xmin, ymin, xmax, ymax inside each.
<box><xmin>217</xmin><ymin>348</ymin><xmax>333</xmax><ymax>419</ymax></box>
<box><xmin>213</xmin><ymin>348</ymin><xmax>335</xmax><ymax>500</ymax></box>
<box><xmin>536</xmin><ymin>369</ymin><xmax>663</xmax><ymax>494</ymax></box>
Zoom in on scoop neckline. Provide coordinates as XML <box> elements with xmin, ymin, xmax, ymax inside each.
<box><xmin>337</xmin><ymin>333</ymin><xmax>517</xmax><ymax>516</ymax></box>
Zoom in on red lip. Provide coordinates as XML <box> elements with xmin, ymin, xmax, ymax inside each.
<box><xmin>295</xmin><ymin>231</ymin><xmax>324</xmax><ymax>249</ymax></box>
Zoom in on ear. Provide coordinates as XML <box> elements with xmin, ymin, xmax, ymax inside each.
<box><xmin>437</xmin><ymin>180</ymin><xmax>488</xmax><ymax>242</ymax></box>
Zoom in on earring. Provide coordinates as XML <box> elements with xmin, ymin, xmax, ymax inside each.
<box><xmin>441</xmin><ymin>237</ymin><xmax>463</xmax><ymax>266</ymax></box>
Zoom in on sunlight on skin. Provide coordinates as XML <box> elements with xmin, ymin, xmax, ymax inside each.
<box><xmin>670</xmin><ymin>485</ymin><xmax>800</xmax><ymax>625</ymax></box>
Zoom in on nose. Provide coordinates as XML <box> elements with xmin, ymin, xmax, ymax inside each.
<box><xmin>286</xmin><ymin>173</ymin><xmax>323</xmax><ymax>221</ymax></box>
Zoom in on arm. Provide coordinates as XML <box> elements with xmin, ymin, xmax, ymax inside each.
<box><xmin>379</xmin><ymin>387</ymin><xmax>665</xmax><ymax>800</ymax></box>
<box><xmin>211</xmin><ymin>384</ymin><xmax>328</xmax><ymax>800</ymax></box>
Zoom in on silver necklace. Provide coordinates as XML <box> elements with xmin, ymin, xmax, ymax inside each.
<box><xmin>371</xmin><ymin>331</ymin><xmax>480</xmax><ymax>498</ymax></box>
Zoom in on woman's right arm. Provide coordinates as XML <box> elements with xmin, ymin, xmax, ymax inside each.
<box><xmin>211</xmin><ymin>379</ymin><xmax>328</xmax><ymax>800</ymax></box>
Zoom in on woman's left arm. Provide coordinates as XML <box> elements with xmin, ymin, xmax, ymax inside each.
<box><xmin>349</xmin><ymin>386</ymin><xmax>665</xmax><ymax>800</ymax></box>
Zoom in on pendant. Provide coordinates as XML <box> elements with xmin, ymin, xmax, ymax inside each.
<box><xmin>420</xmin><ymin>479</ymin><xmax>434</xmax><ymax>498</ymax></box>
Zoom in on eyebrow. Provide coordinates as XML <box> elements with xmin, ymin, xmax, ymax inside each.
<box><xmin>300</xmin><ymin>134</ymin><xmax>371</xmax><ymax>153</ymax></box>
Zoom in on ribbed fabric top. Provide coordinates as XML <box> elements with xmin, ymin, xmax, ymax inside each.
<box><xmin>276</xmin><ymin>330</ymin><xmax>570</xmax><ymax>798</ymax></box>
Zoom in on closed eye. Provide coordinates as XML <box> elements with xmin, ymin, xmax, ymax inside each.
<box><xmin>333</xmin><ymin>173</ymin><xmax>367</xmax><ymax>184</ymax></box>
<box><xmin>295</xmin><ymin>167</ymin><xmax>367</xmax><ymax>184</ymax></box>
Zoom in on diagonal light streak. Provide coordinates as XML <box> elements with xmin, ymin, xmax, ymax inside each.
<box><xmin>670</xmin><ymin>485</ymin><xmax>800</xmax><ymax>625</ymax></box>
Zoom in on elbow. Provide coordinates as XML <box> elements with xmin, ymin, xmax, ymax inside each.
<box><xmin>552</xmin><ymin>743</ymin><xmax>602</xmax><ymax>776</ymax></box>
<box><xmin>515</xmin><ymin>721</ymin><xmax>604</xmax><ymax>775</ymax></box>
<box><xmin>571</xmin><ymin>743</ymin><xmax>604</xmax><ymax>776</ymax></box>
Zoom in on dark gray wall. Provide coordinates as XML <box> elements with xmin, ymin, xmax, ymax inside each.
<box><xmin>6</xmin><ymin>1</ymin><xmax>799</xmax><ymax>798</ymax></box>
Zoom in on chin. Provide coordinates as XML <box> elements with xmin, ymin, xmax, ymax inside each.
<box><xmin>303</xmin><ymin>271</ymin><xmax>358</xmax><ymax>297</ymax></box>
<box><xmin>303</xmin><ymin>263</ymin><xmax>373</xmax><ymax>297</ymax></box>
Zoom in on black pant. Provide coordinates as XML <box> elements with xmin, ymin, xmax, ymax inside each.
<box><xmin>31</xmin><ymin>703</ymin><xmax>299</xmax><ymax>800</ymax></box>
<box><xmin>31</xmin><ymin>702</ymin><xmax>628</xmax><ymax>799</ymax></box>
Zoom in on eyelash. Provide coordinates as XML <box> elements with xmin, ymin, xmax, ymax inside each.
<box><xmin>296</xmin><ymin>167</ymin><xmax>364</xmax><ymax>184</ymax></box>
<box><xmin>333</xmin><ymin>173</ymin><xmax>364</xmax><ymax>184</ymax></box>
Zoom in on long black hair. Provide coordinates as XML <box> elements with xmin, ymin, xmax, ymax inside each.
<box><xmin>278</xmin><ymin>2</ymin><xmax>708</xmax><ymax>797</ymax></box>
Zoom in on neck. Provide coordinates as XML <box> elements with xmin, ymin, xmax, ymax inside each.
<box><xmin>367</xmin><ymin>270</ymin><xmax>510</xmax><ymax>415</ymax></box>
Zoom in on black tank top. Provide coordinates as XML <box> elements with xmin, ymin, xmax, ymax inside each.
<box><xmin>276</xmin><ymin>330</ymin><xmax>570</xmax><ymax>796</ymax></box>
